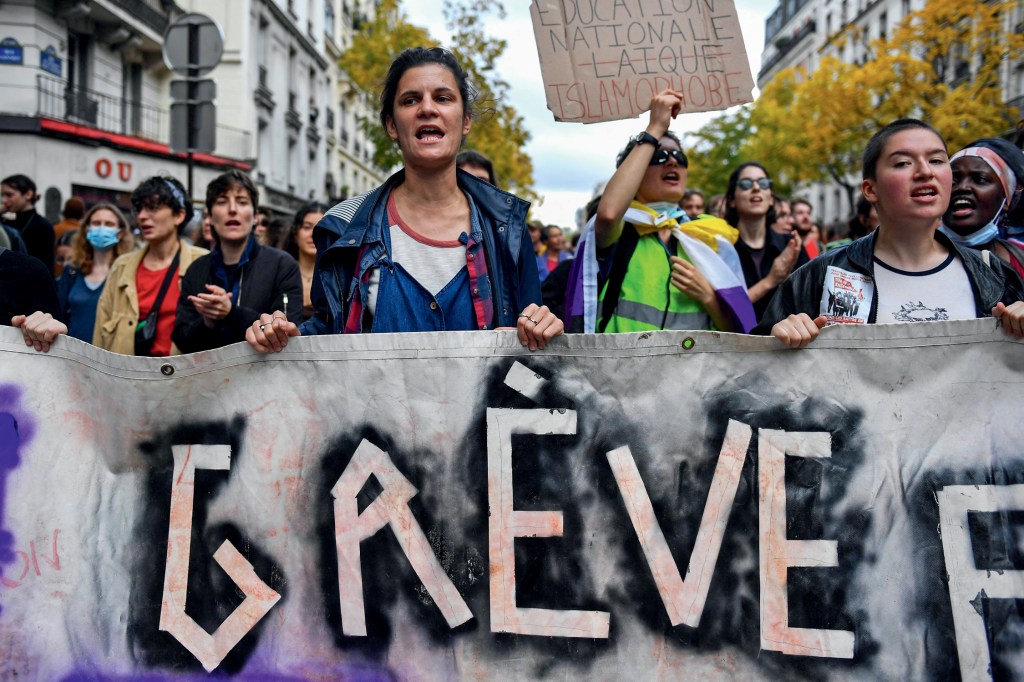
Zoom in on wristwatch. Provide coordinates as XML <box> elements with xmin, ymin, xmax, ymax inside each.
<box><xmin>631</xmin><ymin>131</ymin><xmax>659</xmax><ymax>148</ymax></box>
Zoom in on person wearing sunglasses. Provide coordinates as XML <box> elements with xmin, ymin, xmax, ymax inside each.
<box><xmin>725</xmin><ymin>162</ymin><xmax>808</xmax><ymax>322</ymax></box>
<box><xmin>589</xmin><ymin>89</ymin><xmax>748</xmax><ymax>333</ymax></box>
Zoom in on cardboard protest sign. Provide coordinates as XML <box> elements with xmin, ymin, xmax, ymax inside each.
<box><xmin>531</xmin><ymin>0</ymin><xmax>755</xmax><ymax>123</ymax></box>
<box><xmin>1</xmin><ymin>321</ymin><xmax>1022</xmax><ymax>680</ymax></box>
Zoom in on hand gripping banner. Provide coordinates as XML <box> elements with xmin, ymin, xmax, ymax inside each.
<box><xmin>0</xmin><ymin>321</ymin><xmax>1021</xmax><ymax>680</ymax></box>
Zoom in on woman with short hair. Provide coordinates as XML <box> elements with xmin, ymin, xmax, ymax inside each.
<box><xmin>173</xmin><ymin>171</ymin><xmax>302</xmax><ymax>352</ymax></box>
<box><xmin>93</xmin><ymin>175</ymin><xmax>207</xmax><ymax>356</ymax></box>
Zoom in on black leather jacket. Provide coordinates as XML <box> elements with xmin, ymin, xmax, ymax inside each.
<box><xmin>753</xmin><ymin>230</ymin><xmax>1024</xmax><ymax>334</ymax></box>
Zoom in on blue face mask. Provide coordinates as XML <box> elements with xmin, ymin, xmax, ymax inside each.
<box><xmin>86</xmin><ymin>226</ymin><xmax>120</xmax><ymax>250</ymax></box>
<box><xmin>645</xmin><ymin>201</ymin><xmax>688</xmax><ymax>222</ymax></box>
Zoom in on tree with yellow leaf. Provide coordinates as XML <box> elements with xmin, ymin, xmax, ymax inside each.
<box><xmin>337</xmin><ymin>0</ymin><xmax>431</xmax><ymax>173</ymax></box>
<box><xmin>337</xmin><ymin>0</ymin><xmax>535</xmax><ymax>201</ymax></box>
<box><xmin>683</xmin><ymin>106</ymin><xmax>764</xmax><ymax>199</ymax></box>
<box><xmin>743</xmin><ymin>0</ymin><xmax>1024</xmax><ymax>214</ymax></box>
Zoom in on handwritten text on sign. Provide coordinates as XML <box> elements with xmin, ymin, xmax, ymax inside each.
<box><xmin>530</xmin><ymin>0</ymin><xmax>755</xmax><ymax>123</ymax></box>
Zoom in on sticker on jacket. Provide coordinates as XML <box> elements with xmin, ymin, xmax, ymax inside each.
<box><xmin>820</xmin><ymin>266</ymin><xmax>873</xmax><ymax>324</ymax></box>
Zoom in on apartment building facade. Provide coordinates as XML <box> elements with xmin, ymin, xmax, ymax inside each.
<box><xmin>757</xmin><ymin>0</ymin><xmax>1024</xmax><ymax>226</ymax></box>
<box><xmin>0</xmin><ymin>0</ymin><xmax>385</xmax><ymax>223</ymax></box>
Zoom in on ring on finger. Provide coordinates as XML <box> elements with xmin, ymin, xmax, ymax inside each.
<box><xmin>259</xmin><ymin>323</ymin><xmax>269</xmax><ymax>331</ymax></box>
<box><xmin>528</xmin><ymin>317</ymin><xmax>539</xmax><ymax>324</ymax></box>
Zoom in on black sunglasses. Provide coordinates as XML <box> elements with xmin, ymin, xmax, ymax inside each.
<box><xmin>737</xmin><ymin>177</ymin><xmax>772</xmax><ymax>191</ymax></box>
<box><xmin>649</xmin><ymin>148</ymin><xmax>688</xmax><ymax>167</ymax></box>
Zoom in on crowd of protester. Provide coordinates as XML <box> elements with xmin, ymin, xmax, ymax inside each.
<box><xmin>5</xmin><ymin>47</ymin><xmax>1024</xmax><ymax>356</ymax></box>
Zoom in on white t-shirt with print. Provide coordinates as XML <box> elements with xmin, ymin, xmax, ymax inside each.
<box><xmin>873</xmin><ymin>253</ymin><xmax>976</xmax><ymax>323</ymax></box>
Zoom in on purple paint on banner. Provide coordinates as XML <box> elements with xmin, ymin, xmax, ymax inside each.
<box><xmin>0</xmin><ymin>384</ymin><xmax>33</xmax><ymax>614</ymax></box>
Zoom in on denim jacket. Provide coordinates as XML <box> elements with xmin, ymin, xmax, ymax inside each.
<box><xmin>298</xmin><ymin>168</ymin><xmax>540</xmax><ymax>335</ymax></box>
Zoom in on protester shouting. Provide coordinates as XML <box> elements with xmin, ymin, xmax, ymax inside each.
<box><xmin>247</xmin><ymin>46</ymin><xmax>559</xmax><ymax>352</ymax></box>
<box><xmin>172</xmin><ymin>171</ymin><xmax>302</xmax><ymax>352</ymax></box>
<box><xmin>940</xmin><ymin>137</ymin><xmax>1024</xmax><ymax>276</ymax></box>
<box><xmin>93</xmin><ymin>176</ymin><xmax>207</xmax><ymax>356</ymax></box>
<box><xmin>581</xmin><ymin>90</ymin><xmax>752</xmax><ymax>333</ymax></box>
<box><xmin>760</xmin><ymin>118</ymin><xmax>1024</xmax><ymax>347</ymax></box>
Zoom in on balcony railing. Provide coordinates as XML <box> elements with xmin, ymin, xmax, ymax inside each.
<box><xmin>35</xmin><ymin>74</ymin><xmax>252</xmax><ymax>160</ymax></box>
<box><xmin>255</xmin><ymin>66</ymin><xmax>275</xmax><ymax>110</ymax></box>
<box><xmin>759</xmin><ymin>19</ymin><xmax>816</xmax><ymax>81</ymax></box>
<box><xmin>37</xmin><ymin>73</ymin><xmax>164</xmax><ymax>140</ymax></box>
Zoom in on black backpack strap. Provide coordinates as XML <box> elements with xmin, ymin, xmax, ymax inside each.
<box><xmin>596</xmin><ymin>222</ymin><xmax>640</xmax><ymax>333</ymax></box>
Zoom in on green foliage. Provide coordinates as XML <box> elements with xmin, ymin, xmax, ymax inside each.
<box><xmin>336</xmin><ymin>0</ymin><xmax>432</xmax><ymax>171</ymax></box>
<box><xmin>443</xmin><ymin>0</ymin><xmax>535</xmax><ymax>202</ymax></box>
<box><xmin>683</xmin><ymin>106</ymin><xmax>756</xmax><ymax>199</ymax></box>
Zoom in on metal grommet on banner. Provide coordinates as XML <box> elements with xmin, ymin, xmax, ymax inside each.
<box><xmin>160</xmin><ymin>363</ymin><xmax>175</xmax><ymax>376</ymax></box>
<box><xmin>681</xmin><ymin>337</ymin><xmax>695</xmax><ymax>350</ymax></box>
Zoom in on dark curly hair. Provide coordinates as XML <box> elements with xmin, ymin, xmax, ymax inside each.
<box><xmin>130</xmin><ymin>175</ymin><xmax>193</xmax><ymax>235</ymax></box>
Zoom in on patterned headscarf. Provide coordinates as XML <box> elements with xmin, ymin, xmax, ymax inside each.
<box><xmin>950</xmin><ymin>146</ymin><xmax>1017</xmax><ymax>209</ymax></box>
<box><xmin>953</xmin><ymin>138</ymin><xmax>1024</xmax><ymax>236</ymax></box>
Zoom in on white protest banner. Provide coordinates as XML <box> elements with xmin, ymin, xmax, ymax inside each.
<box><xmin>0</xmin><ymin>321</ymin><xmax>1022</xmax><ymax>680</ymax></box>
<box><xmin>530</xmin><ymin>0</ymin><xmax>755</xmax><ymax>123</ymax></box>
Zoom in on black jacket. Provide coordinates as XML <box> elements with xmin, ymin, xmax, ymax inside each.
<box><xmin>172</xmin><ymin>243</ymin><xmax>303</xmax><ymax>352</ymax></box>
<box><xmin>735</xmin><ymin>229</ymin><xmax>810</xmax><ymax>322</ymax></box>
<box><xmin>7</xmin><ymin>210</ymin><xmax>55</xmax><ymax>273</ymax></box>
<box><xmin>0</xmin><ymin>248</ymin><xmax>59</xmax><ymax>323</ymax></box>
<box><xmin>753</xmin><ymin>230</ymin><xmax>1024</xmax><ymax>334</ymax></box>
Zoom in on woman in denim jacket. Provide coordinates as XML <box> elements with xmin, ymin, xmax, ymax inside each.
<box><xmin>247</xmin><ymin>47</ymin><xmax>561</xmax><ymax>352</ymax></box>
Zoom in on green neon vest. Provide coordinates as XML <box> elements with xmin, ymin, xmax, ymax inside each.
<box><xmin>598</xmin><ymin>229</ymin><xmax>710</xmax><ymax>333</ymax></box>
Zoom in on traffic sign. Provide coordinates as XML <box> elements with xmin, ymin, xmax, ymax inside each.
<box><xmin>170</xmin><ymin>101</ymin><xmax>216</xmax><ymax>154</ymax></box>
<box><xmin>162</xmin><ymin>13</ymin><xmax>223</xmax><ymax>77</ymax></box>
<box><xmin>170</xmin><ymin>79</ymin><xmax>216</xmax><ymax>102</ymax></box>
